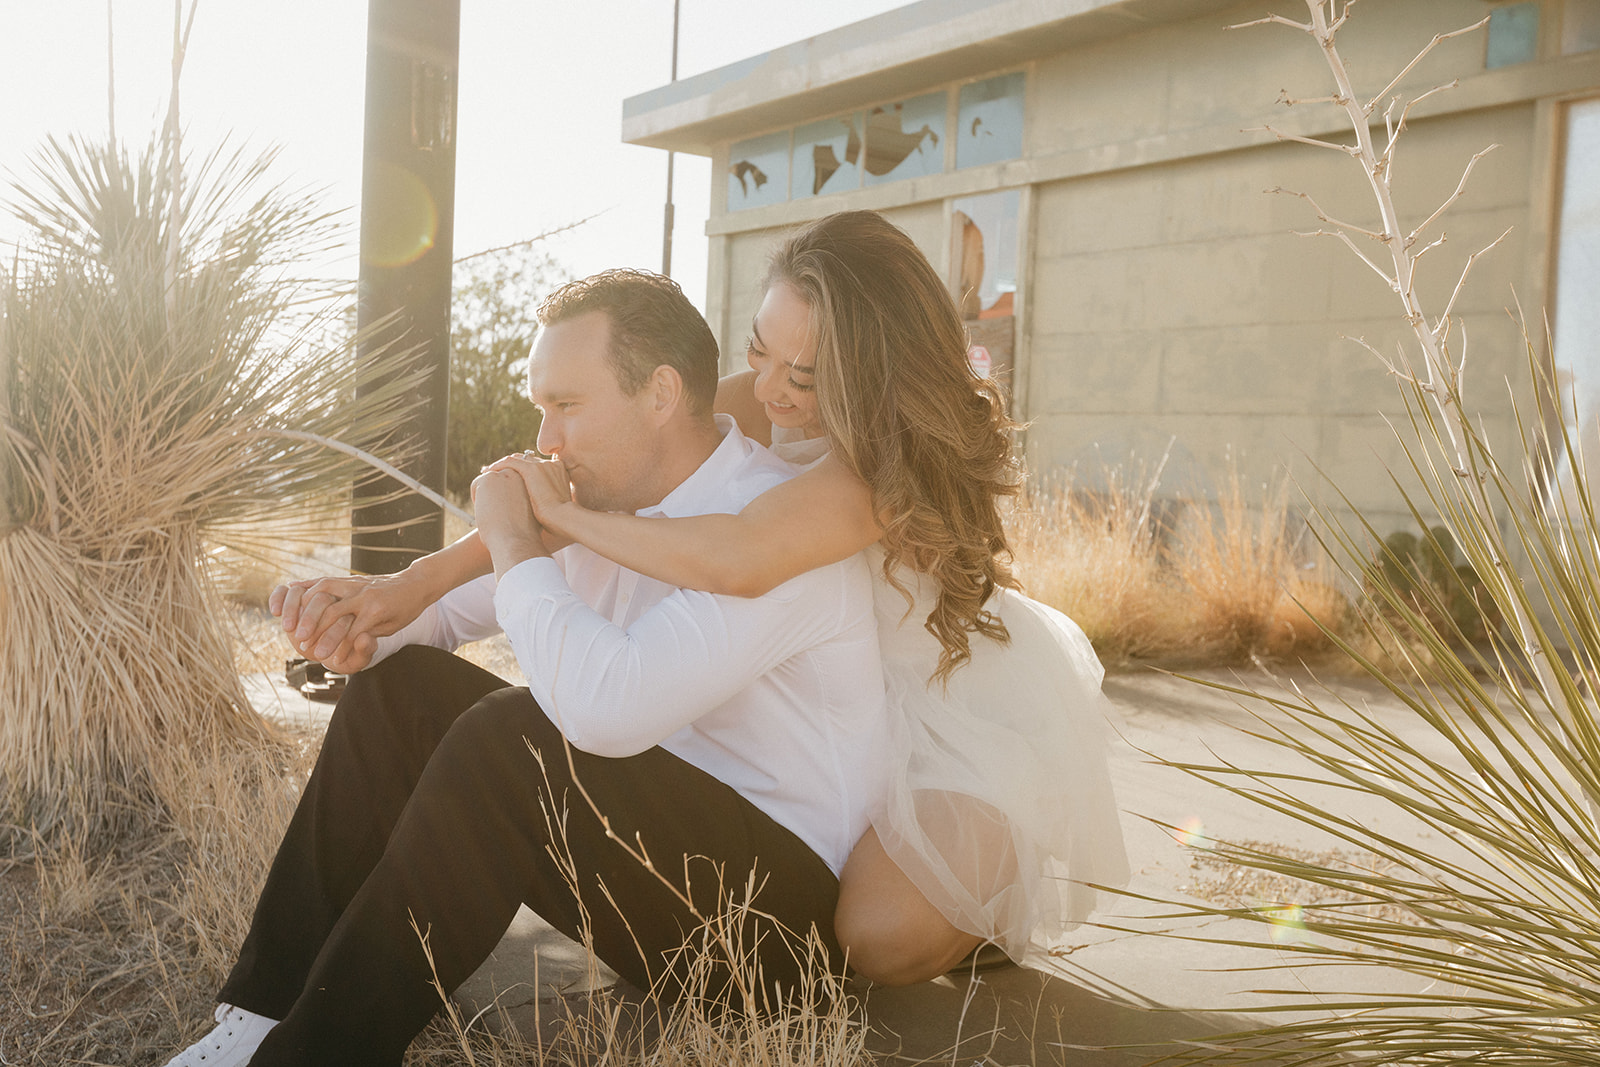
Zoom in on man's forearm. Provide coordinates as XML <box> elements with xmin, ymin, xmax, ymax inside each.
<box><xmin>482</xmin><ymin>527</ymin><xmax>550</xmax><ymax>581</ymax></box>
<box><xmin>403</xmin><ymin>528</ymin><xmax>495</xmax><ymax>599</ymax></box>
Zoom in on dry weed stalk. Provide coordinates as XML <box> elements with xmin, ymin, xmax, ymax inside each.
<box><xmin>1241</xmin><ymin>0</ymin><xmax>1554</xmax><ymax>700</ymax></box>
<box><xmin>405</xmin><ymin>733</ymin><xmax>867</xmax><ymax>1066</ymax></box>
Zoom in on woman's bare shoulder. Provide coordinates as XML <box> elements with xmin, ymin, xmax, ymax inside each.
<box><xmin>715</xmin><ymin>370</ymin><xmax>770</xmax><ymax>446</ymax></box>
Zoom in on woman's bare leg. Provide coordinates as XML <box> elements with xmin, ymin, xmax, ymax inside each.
<box><xmin>833</xmin><ymin>829</ymin><xmax>981</xmax><ymax>986</ymax></box>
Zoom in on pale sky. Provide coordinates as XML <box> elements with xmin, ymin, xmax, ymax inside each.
<box><xmin>0</xmin><ymin>0</ymin><xmax>906</xmax><ymax>310</ymax></box>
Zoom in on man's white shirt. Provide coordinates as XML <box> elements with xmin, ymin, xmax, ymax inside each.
<box><xmin>371</xmin><ymin>416</ymin><xmax>889</xmax><ymax>874</ymax></box>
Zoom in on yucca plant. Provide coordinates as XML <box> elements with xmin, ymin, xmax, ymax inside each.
<box><xmin>0</xmin><ymin>132</ymin><xmax>424</xmax><ymax>834</ymax></box>
<box><xmin>1132</xmin><ymin>3</ymin><xmax>1600</xmax><ymax>1063</ymax></box>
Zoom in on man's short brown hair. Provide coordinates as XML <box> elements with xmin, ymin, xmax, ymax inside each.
<box><xmin>536</xmin><ymin>269</ymin><xmax>718</xmax><ymax>414</ymax></box>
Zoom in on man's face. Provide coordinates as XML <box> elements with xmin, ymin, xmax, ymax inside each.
<box><xmin>529</xmin><ymin>311</ymin><xmax>664</xmax><ymax>512</ymax></box>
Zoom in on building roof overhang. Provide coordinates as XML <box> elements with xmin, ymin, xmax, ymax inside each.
<box><xmin>621</xmin><ymin>0</ymin><xmax>1240</xmax><ymax>156</ymax></box>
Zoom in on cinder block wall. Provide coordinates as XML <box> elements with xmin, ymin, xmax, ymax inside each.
<box><xmin>704</xmin><ymin>0</ymin><xmax>1568</xmax><ymax>531</ymax></box>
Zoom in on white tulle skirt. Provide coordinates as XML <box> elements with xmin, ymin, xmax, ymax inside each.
<box><xmin>867</xmin><ymin>548</ymin><xmax>1129</xmax><ymax>963</ymax></box>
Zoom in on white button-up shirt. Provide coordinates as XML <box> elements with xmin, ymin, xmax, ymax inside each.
<box><xmin>372</xmin><ymin>417</ymin><xmax>888</xmax><ymax>874</ymax></box>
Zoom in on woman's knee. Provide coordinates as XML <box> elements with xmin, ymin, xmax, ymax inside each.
<box><xmin>835</xmin><ymin>899</ymin><xmax>979</xmax><ymax>986</ymax></box>
<box><xmin>834</xmin><ymin>831</ymin><xmax>981</xmax><ymax>986</ymax></box>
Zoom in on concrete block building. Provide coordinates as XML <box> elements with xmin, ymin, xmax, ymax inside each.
<box><xmin>622</xmin><ymin>0</ymin><xmax>1600</xmax><ymax>525</ymax></box>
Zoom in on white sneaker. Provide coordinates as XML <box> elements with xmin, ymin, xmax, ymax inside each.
<box><xmin>162</xmin><ymin>1003</ymin><xmax>278</xmax><ymax>1067</ymax></box>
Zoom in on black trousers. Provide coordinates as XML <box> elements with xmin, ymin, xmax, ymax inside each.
<box><xmin>219</xmin><ymin>645</ymin><xmax>843</xmax><ymax>1067</ymax></box>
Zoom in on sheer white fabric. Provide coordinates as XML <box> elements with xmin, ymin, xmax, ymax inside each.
<box><xmin>771</xmin><ymin>428</ymin><xmax>1129</xmax><ymax>962</ymax></box>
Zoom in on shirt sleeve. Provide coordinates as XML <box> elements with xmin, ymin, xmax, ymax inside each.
<box><xmin>493</xmin><ymin>556</ymin><xmax>849</xmax><ymax>757</ymax></box>
<box><xmin>369</xmin><ymin>573</ymin><xmax>503</xmax><ymax>667</ymax></box>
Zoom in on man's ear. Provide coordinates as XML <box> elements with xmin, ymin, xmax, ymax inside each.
<box><xmin>647</xmin><ymin>365</ymin><xmax>685</xmax><ymax>423</ymax></box>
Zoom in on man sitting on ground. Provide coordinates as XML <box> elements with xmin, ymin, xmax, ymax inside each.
<box><xmin>162</xmin><ymin>269</ymin><xmax>887</xmax><ymax>1067</ymax></box>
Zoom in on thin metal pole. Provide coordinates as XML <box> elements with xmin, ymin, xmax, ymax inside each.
<box><xmin>106</xmin><ymin>0</ymin><xmax>116</xmax><ymax>144</ymax></box>
<box><xmin>660</xmin><ymin>0</ymin><xmax>680</xmax><ymax>276</ymax></box>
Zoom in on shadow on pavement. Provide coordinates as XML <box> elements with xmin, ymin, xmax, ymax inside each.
<box><xmin>858</xmin><ymin>961</ymin><xmax>1250</xmax><ymax>1066</ymax></box>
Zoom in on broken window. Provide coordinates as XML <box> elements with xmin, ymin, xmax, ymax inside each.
<box><xmin>957</xmin><ymin>72</ymin><xmax>1025</xmax><ymax>170</ymax></box>
<box><xmin>1486</xmin><ymin>3</ymin><xmax>1539</xmax><ymax>68</ymax></box>
<box><xmin>951</xmin><ymin>189</ymin><xmax>1020</xmax><ymax>320</ymax></box>
<box><xmin>1555</xmin><ymin>98</ymin><xmax>1600</xmax><ymax>437</ymax></box>
<box><xmin>863</xmin><ymin>92</ymin><xmax>946</xmax><ymax>186</ymax></box>
<box><xmin>1565</xmin><ymin>0</ymin><xmax>1600</xmax><ymax>54</ymax></box>
<box><xmin>950</xmin><ymin>189</ymin><xmax>1021</xmax><ymax>392</ymax></box>
<box><xmin>727</xmin><ymin>131</ymin><xmax>791</xmax><ymax>211</ymax></box>
<box><xmin>793</xmin><ymin>114</ymin><xmax>863</xmax><ymax>199</ymax></box>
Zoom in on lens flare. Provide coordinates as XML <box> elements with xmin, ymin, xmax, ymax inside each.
<box><xmin>1173</xmin><ymin>816</ymin><xmax>1210</xmax><ymax>849</ymax></box>
<box><xmin>1265</xmin><ymin>902</ymin><xmax>1310</xmax><ymax>944</ymax></box>
<box><xmin>362</xmin><ymin>162</ymin><xmax>438</xmax><ymax>268</ymax></box>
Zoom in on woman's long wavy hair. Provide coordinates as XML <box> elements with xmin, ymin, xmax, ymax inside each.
<box><xmin>766</xmin><ymin>210</ymin><xmax>1022</xmax><ymax>682</ymax></box>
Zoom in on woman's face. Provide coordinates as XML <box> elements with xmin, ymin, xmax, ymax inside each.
<box><xmin>748</xmin><ymin>281</ymin><xmax>823</xmax><ymax>439</ymax></box>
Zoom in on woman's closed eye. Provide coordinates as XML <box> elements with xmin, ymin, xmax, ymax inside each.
<box><xmin>749</xmin><ymin>333</ymin><xmax>814</xmax><ymax>391</ymax></box>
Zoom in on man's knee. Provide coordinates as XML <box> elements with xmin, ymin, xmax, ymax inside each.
<box><xmin>332</xmin><ymin>646</ymin><xmax>505</xmax><ymax>742</ymax></box>
<box><xmin>350</xmin><ymin>644</ymin><xmax>468</xmax><ymax>699</ymax></box>
<box><xmin>427</xmin><ymin>686</ymin><xmax>561</xmax><ymax>788</ymax></box>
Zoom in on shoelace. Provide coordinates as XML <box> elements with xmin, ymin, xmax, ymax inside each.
<box><xmin>170</xmin><ymin>1007</ymin><xmax>253</xmax><ymax>1066</ymax></box>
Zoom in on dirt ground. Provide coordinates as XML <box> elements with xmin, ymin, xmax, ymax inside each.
<box><xmin>0</xmin><ymin>655</ymin><xmax>1500</xmax><ymax>1065</ymax></box>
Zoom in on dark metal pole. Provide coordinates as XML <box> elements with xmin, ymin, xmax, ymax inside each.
<box><xmin>660</xmin><ymin>0</ymin><xmax>680</xmax><ymax>276</ymax></box>
<box><xmin>351</xmin><ymin>0</ymin><xmax>460</xmax><ymax>574</ymax></box>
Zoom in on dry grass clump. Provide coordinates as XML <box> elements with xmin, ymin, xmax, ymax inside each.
<box><xmin>1008</xmin><ymin>463</ymin><xmax>1183</xmax><ymax>664</ymax></box>
<box><xmin>417</xmin><ymin>928</ymin><xmax>867</xmax><ymax>1067</ymax></box>
<box><xmin>1008</xmin><ymin>460</ymin><xmax>1348</xmax><ymax>668</ymax></box>
<box><xmin>0</xmin><ymin>133</ymin><xmax>422</xmax><ymax>834</ymax></box>
<box><xmin>1</xmin><ymin>728</ymin><xmax>315</xmax><ymax>1063</ymax></box>
<box><xmin>1173</xmin><ymin>465</ymin><xmax>1298</xmax><ymax>660</ymax></box>
<box><xmin>409</xmin><ymin>729</ymin><xmax>875</xmax><ymax>1067</ymax></box>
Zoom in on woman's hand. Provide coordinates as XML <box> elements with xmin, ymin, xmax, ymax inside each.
<box><xmin>270</xmin><ymin>573</ymin><xmax>430</xmax><ymax>674</ymax></box>
<box><xmin>483</xmin><ymin>452</ymin><xmax>580</xmax><ymax>533</ymax></box>
<box><xmin>471</xmin><ymin>467</ymin><xmax>551</xmax><ymax>579</ymax></box>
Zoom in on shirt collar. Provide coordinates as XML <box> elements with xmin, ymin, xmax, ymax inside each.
<box><xmin>636</xmin><ymin>414</ymin><xmax>751</xmax><ymax>519</ymax></box>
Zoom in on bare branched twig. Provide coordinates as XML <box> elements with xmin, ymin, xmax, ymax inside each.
<box><xmin>1230</xmin><ymin>14</ymin><xmax>1312</xmax><ymax>33</ymax></box>
<box><xmin>1364</xmin><ymin>17</ymin><xmax>1489</xmax><ymax>115</ymax></box>
<box><xmin>1440</xmin><ymin>225</ymin><xmax>1513</xmax><ymax>329</ymax></box>
<box><xmin>1267</xmin><ymin>186</ymin><xmax>1386</xmax><ymax>240</ymax></box>
<box><xmin>1390</xmin><ymin>79</ymin><xmax>1461</xmax><ymax>144</ymax></box>
<box><xmin>1340</xmin><ymin>333</ymin><xmax>1405</xmax><ymax>380</ymax></box>
<box><xmin>1291</xmin><ymin>228</ymin><xmax>1396</xmax><ymax>288</ymax></box>
<box><xmin>1410</xmin><ymin>144</ymin><xmax>1502</xmax><ymax>247</ymax></box>
<box><xmin>1249</xmin><ymin>124</ymin><xmax>1360</xmax><ymax>155</ymax></box>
